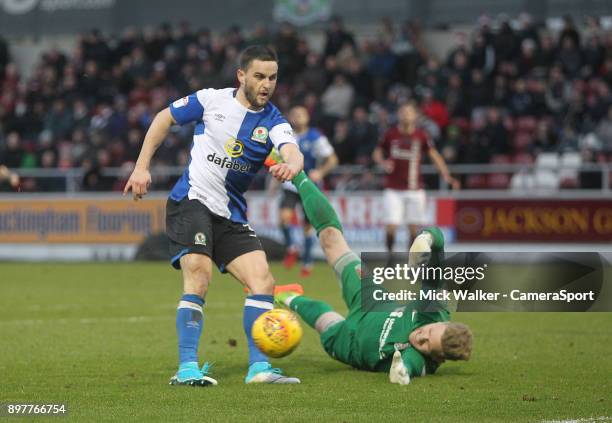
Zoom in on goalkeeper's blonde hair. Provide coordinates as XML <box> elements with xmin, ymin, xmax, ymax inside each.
<box><xmin>441</xmin><ymin>323</ymin><xmax>473</xmax><ymax>361</ymax></box>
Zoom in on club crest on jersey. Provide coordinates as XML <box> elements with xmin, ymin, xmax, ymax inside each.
<box><xmin>194</xmin><ymin>232</ymin><xmax>207</xmax><ymax>246</ymax></box>
<box><xmin>172</xmin><ymin>96</ymin><xmax>189</xmax><ymax>108</ymax></box>
<box><xmin>224</xmin><ymin>138</ymin><xmax>244</xmax><ymax>158</ymax></box>
<box><xmin>251</xmin><ymin>126</ymin><xmax>268</xmax><ymax>143</ymax></box>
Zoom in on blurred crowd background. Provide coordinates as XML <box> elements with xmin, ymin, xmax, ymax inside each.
<box><xmin>0</xmin><ymin>12</ymin><xmax>611</xmax><ymax>192</ymax></box>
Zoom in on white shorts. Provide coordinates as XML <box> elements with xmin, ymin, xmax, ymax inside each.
<box><xmin>382</xmin><ymin>189</ymin><xmax>427</xmax><ymax>225</ymax></box>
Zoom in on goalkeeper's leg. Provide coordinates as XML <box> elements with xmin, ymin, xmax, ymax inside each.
<box><xmin>276</xmin><ymin>290</ymin><xmax>345</xmax><ymax>334</ymax></box>
<box><xmin>291</xmin><ymin>171</ymin><xmax>349</xmax><ymax>266</ymax></box>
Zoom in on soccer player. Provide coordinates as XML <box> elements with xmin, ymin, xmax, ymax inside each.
<box><xmin>273</xmin><ymin>105</ymin><xmax>338</xmax><ymax>277</ymax></box>
<box><xmin>273</xmin><ymin>169</ymin><xmax>472</xmax><ymax>383</ymax></box>
<box><xmin>124</xmin><ymin>46</ymin><xmax>304</xmax><ymax>386</ymax></box>
<box><xmin>372</xmin><ymin>101</ymin><xmax>460</xmax><ymax>253</ymax></box>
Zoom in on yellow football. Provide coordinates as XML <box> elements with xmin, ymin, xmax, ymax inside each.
<box><xmin>252</xmin><ymin>309</ymin><xmax>303</xmax><ymax>358</ymax></box>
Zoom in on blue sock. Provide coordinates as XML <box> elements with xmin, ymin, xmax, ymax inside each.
<box><xmin>176</xmin><ymin>294</ymin><xmax>204</xmax><ymax>365</ymax></box>
<box><xmin>302</xmin><ymin>233</ymin><xmax>314</xmax><ymax>266</ymax></box>
<box><xmin>243</xmin><ymin>294</ymin><xmax>273</xmax><ymax>365</ymax></box>
<box><xmin>281</xmin><ymin>224</ymin><xmax>294</xmax><ymax>249</ymax></box>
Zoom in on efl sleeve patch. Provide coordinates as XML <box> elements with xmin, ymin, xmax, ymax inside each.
<box><xmin>269</xmin><ymin>123</ymin><xmax>297</xmax><ymax>149</ymax></box>
<box><xmin>169</xmin><ymin>93</ymin><xmax>204</xmax><ymax>125</ymax></box>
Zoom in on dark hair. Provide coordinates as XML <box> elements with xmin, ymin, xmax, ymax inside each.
<box><xmin>239</xmin><ymin>45</ymin><xmax>278</xmax><ymax>70</ymax></box>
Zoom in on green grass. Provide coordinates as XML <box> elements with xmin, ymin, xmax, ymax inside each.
<box><xmin>0</xmin><ymin>262</ymin><xmax>611</xmax><ymax>422</ymax></box>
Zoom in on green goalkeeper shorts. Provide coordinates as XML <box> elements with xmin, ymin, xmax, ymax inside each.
<box><xmin>319</xmin><ymin>251</ymin><xmax>366</xmax><ymax>366</ymax></box>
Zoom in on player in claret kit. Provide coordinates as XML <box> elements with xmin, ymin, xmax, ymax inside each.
<box><xmin>124</xmin><ymin>45</ymin><xmax>304</xmax><ymax>386</ymax></box>
<box><xmin>270</xmin><ymin>166</ymin><xmax>473</xmax><ymax>384</ymax></box>
<box><xmin>373</xmin><ymin>101</ymin><xmax>460</xmax><ymax>253</ymax></box>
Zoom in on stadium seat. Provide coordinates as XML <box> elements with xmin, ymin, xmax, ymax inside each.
<box><xmin>534</xmin><ymin>169</ymin><xmax>560</xmax><ymax>190</ymax></box>
<box><xmin>466</xmin><ymin>174</ymin><xmax>489</xmax><ymax>189</ymax></box>
<box><xmin>535</xmin><ymin>152</ymin><xmax>559</xmax><ymax>169</ymax></box>
<box><xmin>558</xmin><ymin>152</ymin><xmax>582</xmax><ymax>187</ymax></box>
<box><xmin>510</xmin><ymin>172</ymin><xmax>535</xmax><ymax>190</ymax></box>
<box><xmin>488</xmin><ymin>173</ymin><xmax>510</xmax><ymax>189</ymax></box>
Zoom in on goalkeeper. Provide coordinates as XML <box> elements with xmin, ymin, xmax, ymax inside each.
<box><xmin>273</xmin><ymin>168</ymin><xmax>473</xmax><ymax>384</ymax></box>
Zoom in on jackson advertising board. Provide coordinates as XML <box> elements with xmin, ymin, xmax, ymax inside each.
<box><xmin>455</xmin><ymin>199</ymin><xmax>612</xmax><ymax>242</ymax></box>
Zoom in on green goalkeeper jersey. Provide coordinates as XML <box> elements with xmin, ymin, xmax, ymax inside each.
<box><xmin>351</xmin><ymin>308</ymin><xmax>450</xmax><ymax>376</ymax></box>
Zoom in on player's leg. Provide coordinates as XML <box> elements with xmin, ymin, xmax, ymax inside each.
<box><xmin>291</xmin><ymin>171</ymin><xmax>363</xmax><ymax>310</ymax></box>
<box><xmin>216</xmin><ymin>224</ymin><xmax>299</xmax><ymax>384</ymax></box>
<box><xmin>166</xmin><ymin>198</ymin><xmax>217</xmax><ymax>386</ymax></box>
<box><xmin>383</xmin><ymin>189</ymin><xmax>403</xmax><ymax>253</ymax></box>
<box><xmin>405</xmin><ymin>189</ymin><xmax>428</xmax><ymax>249</ymax></box>
<box><xmin>300</xmin><ymin>223</ymin><xmax>315</xmax><ymax>277</ymax></box>
<box><xmin>279</xmin><ymin>190</ymin><xmax>299</xmax><ymax>268</ymax></box>
<box><xmin>276</xmin><ymin>290</ymin><xmax>345</xmax><ymax>334</ymax></box>
<box><xmin>275</xmin><ymin>286</ymin><xmax>354</xmax><ymax>366</ymax></box>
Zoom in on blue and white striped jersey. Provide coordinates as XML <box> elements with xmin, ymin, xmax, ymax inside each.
<box><xmin>168</xmin><ymin>88</ymin><xmax>297</xmax><ymax>223</ymax></box>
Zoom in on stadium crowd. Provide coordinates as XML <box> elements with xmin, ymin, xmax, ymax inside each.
<box><xmin>0</xmin><ymin>14</ymin><xmax>611</xmax><ymax>191</ymax></box>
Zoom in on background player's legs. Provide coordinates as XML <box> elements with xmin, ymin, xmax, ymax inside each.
<box><xmin>301</xmin><ymin>223</ymin><xmax>315</xmax><ymax>276</ymax></box>
<box><xmin>176</xmin><ymin>253</ymin><xmax>211</xmax><ymax>369</ymax></box>
<box><xmin>280</xmin><ymin>206</ymin><xmax>298</xmax><ymax>268</ymax></box>
<box><xmin>382</xmin><ymin>189</ymin><xmax>403</xmax><ymax>253</ymax></box>
<box><xmin>408</xmin><ymin>224</ymin><xmax>420</xmax><ymax>249</ymax></box>
<box><xmin>226</xmin><ymin>250</ymin><xmax>275</xmax><ymax>366</ymax></box>
<box><xmin>406</xmin><ymin>190</ymin><xmax>428</xmax><ymax>249</ymax></box>
<box><xmin>386</xmin><ymin>224</ymin><xmax>398</xmax><ymax>253</ymax></box>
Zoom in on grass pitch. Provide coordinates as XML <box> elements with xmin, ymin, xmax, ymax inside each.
<box><xmin>0</xmin><ymin>262</ymin><xmax>611</xmax><ymax>422</ymax></box>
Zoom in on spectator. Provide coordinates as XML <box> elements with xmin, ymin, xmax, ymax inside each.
<box><xmin>468</xmin><ymin>68</ymin><xmax>491</xmax><ymax>110</ymax></box>
<box><xmin>509</xmin><ymin>78</ymin><xmax>534</xmax><ymax>116</ymax></box>
<box><xmin>532</xmin><ymin>120</ymin><xmax>559</xmax><ymax>153</ymax></box>
<box><xmin>559</xmin><ymin>15</ymin><xmax>581</xmax><ymax>48</ymax></box>
<box><xmin>595</xmin><ymin>105</ymin><xmax>612</xmax><ymax>151</ymax></box>
<box><xmin>321</xmin><ymin>73</ymin><xmax>354</xmax><ymax>120</ymax></box>
<box><xmin>36</xmin><ymin>150</ymin><xmax>65</xmax><ymax>191</ymax></box>
<box><xmin>445</xmin><ymin>72</ymin><xmax>470</xmax><ymax>118</ymax></box>
<box><xmin>330</xmin><ymin>119</ymin><xmax>356</xmax><ymax>164</ymax></box>
<box><xmin>0</xmin><ymin>131</ymin><xmax>24</xmax><ymax>168</ymax></box>
<box><xmin>558</xmin><ymin>37</ymin><xmax>583</xmax><ymax>78</ymax></box>
<box><xmin>323</xmin><ymin>16</ymin><xmax>355</xmax><ymax>58</ymax></box>
<box><xmin>44</xmin><ymin>98</ymin><xmax>73</xmax><ymax>139</ymax></box>
<box><xmin>495</xmin><ymin>17</ymin><xmax>520</xmax><ymax>63</ymax></box>
<box><xmin>0</xmin><ymin>35</ymin><xmax>9</xmax><ymax>77</ymax></box>
<box><xmin>348</xmin><ymin>106</ymin><xmax>378</xmax><ymax>164</ymax></box>
<box><xmin>535</xmin><ymin>33</ymin><xmax>557</xmax><ymax>70</ymax></box>
<box><xmin>421</xmin><ymin>89</ymin><xmax>449</xmax><ymax>130</ymax></box>
<box><xmin>294</xmin><ymin>54</ymin><xmax>323</xmax><ymax>97</ymax></box>
<box><xmin>483</xmin><ymin>106</ymin><xmax>510</xmax><ymax>154</ymax></box>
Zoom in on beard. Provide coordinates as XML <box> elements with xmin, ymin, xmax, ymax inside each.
<box><xmin>244</xmin><ymin>82</ymin><xmax>270</xmax><ymax>109</ymax></box>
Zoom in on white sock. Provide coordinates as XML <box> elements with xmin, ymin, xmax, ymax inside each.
<box><xmin>284</xmin><ymin>295</ymin><xmax>297</xmax><ymax>307</ymax></box>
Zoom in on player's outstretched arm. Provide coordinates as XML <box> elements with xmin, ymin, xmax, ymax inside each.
<box><xmin>428</xmin><ymin>147</ymin><xmax>460</xmax><ymax>190</ymax></box>
<box><xmin>269</xmin><ymin>143</ymin><xmax>304</xmax><ymax>182</ymax></box>
<box><xmin>291</xmin><ymin>171</ymin><xmax>350</xmax><ymax>266</ymax></box>
<box><xmin>123</xmin><ymin>108</ymin><xmax>175</xmax><ymax>201</ymax></box>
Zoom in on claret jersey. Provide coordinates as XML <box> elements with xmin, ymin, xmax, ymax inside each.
<box><xmin>168</xmin><ymin>88</ymin><xmax>297</xmax><ymax>223</ymax></box>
